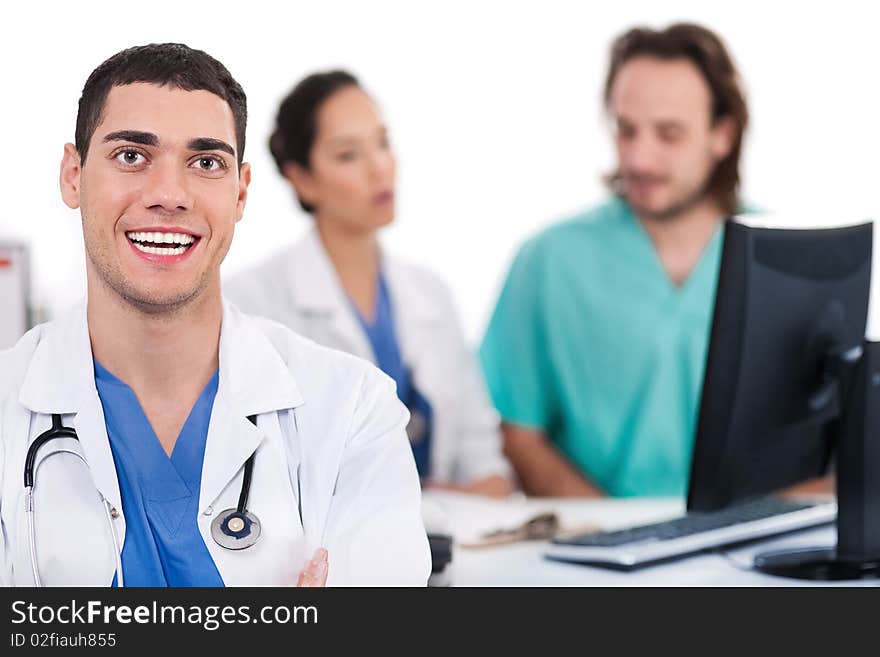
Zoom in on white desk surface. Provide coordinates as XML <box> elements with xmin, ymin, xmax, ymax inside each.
<box><xmin>421</xmin><ymin>491</ymin><xmax>879</xmax><ymax>587</ymax></box>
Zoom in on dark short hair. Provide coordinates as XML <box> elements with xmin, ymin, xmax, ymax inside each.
<box><xmin>75</xmin><ymin>43</ymin><xmax>247</xmax><ymax>166</ymax></box>
<box><xmin>269</xmin><ymin>70</ymin><xmax>360</xmax><ymax>213</ymax></box>
<box><xmin>604</xmin><ymin>23</ymin><xmax>749</xmax><ymax>216</ymax></box>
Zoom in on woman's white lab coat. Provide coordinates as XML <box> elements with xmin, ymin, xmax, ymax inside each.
<box><xmin>224</xmin><ymin>228</ymin><xmax>511</xmax><ymax>485</ymax></box>
<box><xmin>0</xmin><ymin>301</ymin><xmax>431</xmax><ymax>586</ymax></box>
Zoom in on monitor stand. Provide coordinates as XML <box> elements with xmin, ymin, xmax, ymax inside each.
<box><xmin>753</xmin><ymin>341</ymin><xmax>880</xmax><ymax>580</ymax></box>
<box><xmin>753</xmin><ymin>547</ymin><xmax>880</xmax><ymax>580</ymax></box>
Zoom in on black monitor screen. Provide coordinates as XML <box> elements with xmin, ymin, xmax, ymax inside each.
<box><xmin>688</xmin><ymin>219</ymin><xmax>872</xmax><ymax>512</ymax></box>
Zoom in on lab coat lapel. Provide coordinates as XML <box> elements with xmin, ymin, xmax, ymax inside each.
<box><xmin>287</xmin><ymin>228</ymin><xmax>374</xmax><ymax>361</ymax></box>
<box><xmin>383</xmin><ymin>259</ymin><xmax>445</xmax><ymax>372</ymax></box>
<box><xmin>198</xmin><ymin>302</ymin><xmax>305</xmax><ymax>514</ymax></box>
<box><xmin>18</xmin><ymin>302</ymin><xmax>125</xmax><ymax>520</ymax></box>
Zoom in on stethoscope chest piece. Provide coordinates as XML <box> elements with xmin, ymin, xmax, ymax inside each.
<box><xmin>211</xmin><ymin>508</ymin><xmax>261</xmax><ymax>550</ymax></box>
<box><xmin>210</xmin><ymin>417</ymin><xmax>262</xmax><ymax>551</ymax></box>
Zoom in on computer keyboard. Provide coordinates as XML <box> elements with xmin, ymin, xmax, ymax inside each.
<box><xmin>544</xmin><ymin>496</ymin><xmax>836</xmax><ymax>570</ymax></box>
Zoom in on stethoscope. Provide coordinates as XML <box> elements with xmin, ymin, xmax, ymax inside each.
<box><xmin>208</xmin><ymin>416</ymin><xmax>262</xmax><ymax>551</ymax></box>
<box><xmin>24</xmin><ymin>414</ymin><xmax>262</xmax><ymax>587</ymax></box>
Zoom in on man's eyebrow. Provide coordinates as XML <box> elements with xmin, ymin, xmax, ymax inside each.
<box><xmin>102</xmin><ymin>130</ymin><xmax>159</xmax><ymax>146</ymax></box>
<box><xmin>187</xmin><ymin>137</ymin><xmax>235</xmax><ymax>157</ymax></box>
<box><xmin>655</xmin><ymin>119</ymin><xmax>686</xmax><ymax>129</ymax></box>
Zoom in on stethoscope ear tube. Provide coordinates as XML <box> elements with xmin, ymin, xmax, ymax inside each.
<box><xmin>24</xmin><ymin>414</ymin><xmax>78</xmax><ymax>488</ymax></box>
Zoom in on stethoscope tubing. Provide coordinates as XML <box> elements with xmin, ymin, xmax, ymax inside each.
<box><xmin>237</xmin><ymin>416</ymin><xmax>257</xmax><ymax>515</ymax></box>
<box><xmin>24</xmin><ymin>413</ymin><xmax>260</xmax><ymax>585</ymax></box>
<box><xmin>25</xmin><ymin>438</ymin><xmax>124</xmax><ymax>587</ymax></box>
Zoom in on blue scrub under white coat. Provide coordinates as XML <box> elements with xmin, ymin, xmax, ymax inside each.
<box><xmin>350</xmin><ymin>273</ymin><xmax>433</xmax><ymax>477</ymax></box>
<box><xmin>94</xmin><ymin>359</ymin><xmax>224</xmax><ymax>587</ymax></box>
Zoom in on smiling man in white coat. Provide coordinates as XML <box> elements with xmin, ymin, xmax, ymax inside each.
<box><xmin>0</xmin><ymin>43</ymin><xmax>430</xmax><ymax>586</ymax></box>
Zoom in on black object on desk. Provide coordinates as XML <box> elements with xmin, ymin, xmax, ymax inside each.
<box><xmin>427</xmin><ymin>533</ymin><xmax>453</xmax><ymax>586</ymax></box>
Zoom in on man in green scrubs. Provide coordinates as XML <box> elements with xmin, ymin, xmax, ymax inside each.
<box><xmin>480</xmin><ymin>23</ymin><xmax>750</xmax><ymax>497</ymax></box>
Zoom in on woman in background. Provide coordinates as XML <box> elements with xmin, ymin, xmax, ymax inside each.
<box><xmin>225</xmin><ymin>71</ymin><xmax>512</xmax><ymax>497</ymax></box>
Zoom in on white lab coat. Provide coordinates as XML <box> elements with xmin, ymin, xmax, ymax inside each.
<box><xmin>0</xmin><ymin>300</ymin><xmax>431</xmax><ymax>586</ymax></box>
<box><xmin>224</xmin><ymin>228</ymin><xmax>511</xmax><ymax>485</ymax></box>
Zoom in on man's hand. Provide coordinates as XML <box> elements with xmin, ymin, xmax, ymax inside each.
<box><xmin>424</xmin><ymin>474</ymin><xmax>515</xmax><ymax>498</ymax></box>
<box><xmin>297</xmin><ymin>548</ymin><xmax>329</xmax><ymax>587</ymax></box>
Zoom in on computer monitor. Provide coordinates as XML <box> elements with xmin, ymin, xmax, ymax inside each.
<box><xmin>688</xmin><ymin>216</ymin><xmax>879</xmax><ymax>580</ymax></box>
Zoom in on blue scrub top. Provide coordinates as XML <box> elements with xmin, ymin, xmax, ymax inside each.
<box><xmin>94</xmin><ymin>359</ymin><xmax>224</xmax><ymax>587</ymax></box>
<box><xmin>350</xmin><ymin>273</ymin><xmax>433</xmax><ymax>477</ymax></box>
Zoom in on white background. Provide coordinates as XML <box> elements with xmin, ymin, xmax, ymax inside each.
<box><xmin>1</xmin><ymin>0</ymin><xmax>877</xmax><ymax>343</ymax></box>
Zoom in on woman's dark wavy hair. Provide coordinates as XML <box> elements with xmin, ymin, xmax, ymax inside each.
<box><xmin>269</xmin><ymin>70</ymin><xmax>360</xmax><ymax>213</ymax></box>
<box><xmin>604</xmin><ymin>23</ymin><xmax>749</xmax><ymax>215</ymax></box>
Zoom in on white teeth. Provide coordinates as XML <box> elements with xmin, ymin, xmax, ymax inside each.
<box><xmin>132</xmin><ymin>242</ymin><xmax>188</xmax><ymax>256</ymax></box>
<box><xmin>126</xmin><ymin>231</ymin><xmax>196</xmax><ymax>246</ymax></box>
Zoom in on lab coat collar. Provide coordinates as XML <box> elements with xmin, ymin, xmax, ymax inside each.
<box><xmin>283</xmin><ymin>226</ymin><xmax>447</xmax><ymax>368</ymax></box>
<box><xmin>18</xmin><ymin>300</ymin><xmax>305</xmax><ymax>417</ymax></box>
<box><xmin>286</xmin><ymin>227</ymin><xmax>374</xmax><ymax>360</ymax></box>
<box><xmin>290</xmin><ymin>225</ymin><xmax>444</xmax><ymax>322</ymax></box>
<box><xmin>287</xmin><ymin>226</ymin><xmax>443</xmax><ymax>323</ymax></box>
<box><xmin>19</xmin><ymin>301</ymin><xmax>94</xmax><ymax>414</ymax></box>
<box><xmin>287</xmin><ymin>227</ymin><xmax>349</xmax><ymax>315</ymax></box>
<box><xmin>217</xmin><ymin>300</ymin><xmax>304</xmax><ymax>417</ymax></box>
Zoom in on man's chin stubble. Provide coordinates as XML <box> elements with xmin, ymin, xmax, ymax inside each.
<box><xmin>628</xmin><ymin>186</ymin><xmax>710</xmax><ymax>223</ymax></box>
<box><xmin>118</xmin><ymin>286</ymin><xmax>205</xmax><ymax>318</ymax></box>
<box><xmin>93</xmin><ymin>261</ymin><xmax>210</xmax><ymax>319</ymax></box>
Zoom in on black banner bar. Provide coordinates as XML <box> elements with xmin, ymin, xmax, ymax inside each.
<box><xmin>0</xmin><ymin>587</ymin><xmax>875</xmax><ymax>652</ymax></box>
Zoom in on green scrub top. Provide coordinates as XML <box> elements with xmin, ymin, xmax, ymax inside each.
<box><xmin>479</xmin><ymin>196</ymin><xmax>723</xmax><ymax>497</ymax></box>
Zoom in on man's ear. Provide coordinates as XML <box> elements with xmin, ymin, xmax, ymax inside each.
<box><xmin>282</xmin><ymin>162</ymin><xmax>318</xmax><ymax>208</ymax></box>
<box><xmin>234</xmin><ymin>161</ymin><xmax>251</xmax><ymax>224</ymax></box>
<box><xmin>59</xmin><ymin>143</ymin><xmax>82</xmax><ymax>209</ymax></box>
<box><xmin>710</xmin><ymin>115</ymin><xmax>737</xmax><ymax>161</ymax></box>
